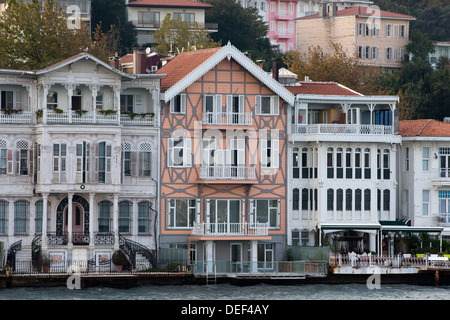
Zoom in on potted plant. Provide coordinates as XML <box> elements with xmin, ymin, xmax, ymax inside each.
<box><xmin>53</xmin><ymin>108</ymin><xmax>63</xmax><ymax>114</ymax></box>
<box><xmin>75</xmin><ymin>109</ymin><xmax>88</xmax><ymax>116</ymax></box>
<box><xmin>112</xmin><ymin>250</ymin><xmax>128</xmax><ymax>272</ymax></box>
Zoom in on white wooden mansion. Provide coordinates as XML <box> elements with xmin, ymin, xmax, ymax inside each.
<box><xmin>0</xmin><ymin>53</ymin><xmax>162</xmax><ymax>269</ymax></box>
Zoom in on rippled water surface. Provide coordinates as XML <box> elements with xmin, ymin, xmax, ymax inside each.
<box><xmin>1</xmin><ymin>283</ymin><xmax>450</xmax><ymax>300</ymax></box>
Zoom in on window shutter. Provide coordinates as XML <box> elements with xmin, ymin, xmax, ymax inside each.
<box><xmin>260</xmin><ymin>138</ymin><xmax>267</xmax><ymax>168</ymax></box>
<box><xmin>239</xmin><ymin>95</ymin><xmax>244</xmax><ymax>113</ymax></box>
<box><xmin>131</xmin><ymin>151</ymin><xmax>137</xmax><ymax>177</ymax></box>
<box><xmin>226</xmin><ymin>95</ymin><xmax>233</xmax><ymax>114</ymax></box>
<box><xmin>184</xmin><ymin>138</ymin><xmax>192</xmax><ymax>167</ymax></box>
<box><xmin>238</xmin><ymin>138</ymin><xmax>245</xmax><ymax>167</ymax></box>
<box><xmin>7</xmin><ymin>149</ymin><xmax>13</xmax><ymax>175</ymax></box>
<box><xmin>249</xmin><ymin>199</ymin><xmax>255</xmax><ymax>224</ymax></box>
<box><xmin>93</xmin><ymin>143</ymin><xmax>98</xmax><ymax>183</ymax></box>
<box><xmin>29</xmin><ymin>148</ymin><xmax>33</xmax><ymax>177</ymax></box>
<box><xmin>215</xmin><ymin>95</ymin><xmax>222</xmax><ymax>113</ymax></box>
<box><xmin>272</xmin><ymin>137</ymin><xmax>279</xmax><ymax>169</ymax></box>
<box><xmin>255</xmin><ymin>96</ymin><xmax>261</xmax><ymax>115</ymax></box>
<box><xmin>135</xmin><ymin>94</ymin><xmax>143</xmax><ymax>113</ymax></box>
<box><xmin>170</xmin><ymin>97</ymin><xmax>174</xmax><ymax>113</ymax></box>
<box><xmin>166</xmin><ymin>199</ymin><xmax>171</xmax><ymax>228</ymax></box>
<box><xmin>180</xmin><ymin>94</ymin><xmax>186</xmax><ymax>113</ymax></box>
<box><xmin>271</xmin><ymin>96</ymin><xmax>279</xmax><ymax>115</ymax></box>
<box><xmin>167</xmin><ymin>138</ymin><xmax>174</xmax><ymax>167</ymax></box>
<box><xmin>106</xmin><ymin>143</ymin><xmax>112</xmax><ymax>183</ymax></box>
<box><xmin>15</xmin><ymin>150</ymin><xmax>19</xmax><ymax>175</ymax></box>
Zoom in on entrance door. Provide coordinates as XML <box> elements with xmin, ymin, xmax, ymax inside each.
<box><xmin>230</xmin><ymin>243</ymin><xmax>242</xmax><ymax>272</ymax></box>
<box><xmin>64</xmin><ymin>203</ymin><xmax>85</xmax><ymax>243</ymax></box>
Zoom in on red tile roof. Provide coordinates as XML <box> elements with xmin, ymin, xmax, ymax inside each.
<box><xmin>156</xmin><ymin>47</ymin><xmax>222</xmax><ymax>92</ymax></box>
<box><xmin>297</xmin><ymin>6</ymin><xmax>415</xmax><ymax>20</ymax></box>
<box><xmin>127</xmin><ymin>0</ymin><xmax>213</xmax><ymax>8</ymax></box>
<box><xmin>399</xmin><ymin>119</ymin><xmax>450</xmax><ymax>137</ymax></box>
<box><xmin>285</xmin><ymin>81</ymin><xmax>362</xmax><ymax>96</ymax></box>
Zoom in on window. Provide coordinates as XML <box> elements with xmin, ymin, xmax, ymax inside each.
<box><xmin>386</xmin><ymin>24</ymin><xmax>392</xmax><ymax>37</ymax></box>
<box><xmin>346</xmin><ymin>189</ymin><xmax>352</xmax><ymax>211</ymax></box>
<box><xmin>355</xmin><ymin>148</ymin><xmax>362</xmax><ymax>179</ymax></box>
<box><xmin>292</xmin><ymin>147</ymin><xmax>299</xmax><ymax>178</ymax></box>
<box><xmin>120</xmin><ymin>95</ymin><xmax>133</xmax><ymax>113</ymax></box>
<box><xmin>260</xmin><ymin>132</ymin><xmax>279</xmax><ymax>169</ymax></box>
<box><xmin>0</xmin><ymin>91</ymin><xmax>13</xmax><ymax>110</ymax></box>
<box><xmin>226</xmin><ymin>95</ymin><xmax>244</xmax><ymax>124</ymax></box>
<box><xmin>0</xmin><ymin>200</ymin><xmax>7</xmax><ymax>235</ymax></box>
<box><xmin>404</xmin><ymin>147</ymin><xmax>410</xmax><ymax>171</ymax></box>
<box><xmin>35</xmin><ymin>200</ymin><xmax>48</xmax><ymax>234</ymax></box>
<box><xmin>270</xmin><ymin>2</ymin><xmax>275</xmax><ymax>12</ymax></box>
<box><xmin>139</xmin><ymin>143</ymin><xmax>151</xmax><ymax>177</ymax></box>
<box><xmin>393</xmin><ymin>24</ymin><xmax>399</xmax><ymax>38</ymax></box>
<box><xmin>279</xmin><ymin>2</ymin><xmax>286</xmax><ymax>16</ymax></box>
<box><xmin>423</xmin><ymin>147</ymin><xmax>430</xmax><ymax>171</ymax></box>
<box><xmin>278</xmin><ymin>21</ymin><xmax>286</xmax><ymax>35</ymax></box>
<box><xmin>439</xmin><ymin>190</ymin><xmax>450</xmax><ymax>222</ymax></box>
<box><xmin>383</xmin><ymin>190</ymin><xmax>390</xmax><ymax>211</ymax></box>
<box><xmin>95</xmin><ymin>92</ymin><xmax>103</xmax><ymax>110</ymax></box>
<box><xmin>364</xmin><ymin>148</ymin><xmax>371</xmax><ymax>179</ymax></box>
<box><xmin>355</xmin><ymin>189</ymin><xmax>362</xmax><ymax>211</ymax></box>
<box><xmin>293</xmin><ymin>188</ymin><xmax>299</xmax><ymax>211</ymax></box>
<box><xmin>336</xmin><ymin>189</ymin><xmax>343</xmax><ymax>211</ymax></box>
<box><xmin>358</xmin><ymin>46</ymin><xmax>363</xmax><ymax>59</ymax></box>
<box><xmin>364</xmin><ymin>189</ymin><xmax>371</xmax><ymax>211</ymax></box>
<box><xmin>14</xmin><ymin>200</ymin><xmax>28</xmax><ymax>235</ymax></box>
<box><xmin>327</xmin><ymin>147</ymin><xmax>334</xmax><ymax>178</ymax></box>
<box><xmin>0</xmin><ymin>140</ymin><xmax>7</xmax><ymax>175</ymax></box>
<box><xmin>372</xmin><ymin>47</ymin><xmax>378</xmax><ymax>59</ymax></box>
<box><xmin>386</xmin><ymin>47</ymin><xmax>392</xmax><ymax>60</ymax></box>
<box><xmin>98</xmin><ymin>142</ymin><xmax>112</xmax><ymax>183</ymax></box>
<box><xmin>255</xmin><ymin>199</ymin><xmax>279</xmax><ymax>228</ymax></box>
<box><xmin>289</xmin><ymin>2</ymin><xmax>294</xmax><ymax>13</ymax></box>
<box><xmin>170</xmin><ymin>94</ymin><xmax>186</xmax><ymax>114</ymax></box>
<box><xmin>53</xmin><ymin>143</ymin><xmax>67</xmax><ymax>183</ymax></box>
<box><xmin>301</xmin><ymin>188</ymin><xmax>309</xmax><ymax>211</ymax></box>
<box><xmin>138</xmin><ymin>11</ymin><xmax>160</xmax><ymax>27</ymax></box>
<box><xmin>358</xmin><ymin>23</ymin><xmax>364</xmax><ymax>36</ymax></box>
<box><xmin>168</xmin><ymin>199</ymin><xmax>196</xmax><ymax>228</ymax></box>
<box><xmin>439</xmin><ymin>147</ymin><xmax>450</xmax><ymax>178</ymax></box>
<box><xmin>122</xmin><ymin>143</ymin><xmax>131</xmax><ymax>177</ymax></box>
<box><xmin>400</xmin><ymin>25</ymin><xmax>406</xmax><ymax>38</ymax></box>
<box><xmin>47</xmin><ymin>91</ymin><xmax>58</xmax><ymax>109</ymax></box>
<box><xmin>119</xmin><ymin>201</ymin><xmax>131</xmax><ymax>233</ymax></box>
<box><xmin>98</xmin><ymin>201</ymin><xmax>111</xmax><ymax>232</ymax></box>
<box><xmin>365</xmin><ymin>46</ymin><xmax>371</xmax><ymax>59</ymax></box>
<box><xmin>372</xmin><ymin>24</ymin><xmax>379</xmax><ymax>36</ymax></box>
<box><xmin>256</xmin><ymin>95</ymin><xmax>279</xmax><ymax>115</ymax></box>
<box><xmin>327</xmin><ymin>189</ymin><xmax>334</xmax><ymax>211</ymax></box>
<box><xmin>336</xmin><ymin>148</ymin><xmax>343</xmax><ymax>178</ymax></box>
<box><xmin>138</xmin><ymin>201</ymin><xmax>151</xmax><ymax>234</ymax></box>
<box><xmin>270</xmin><ymin>21</ymin><xmax>275</xmax><ymax>31</ymax></box>
<box><xmin>76</xmin><ymin>141</ymin><xmax>90</xmax><ymax>184</ymax></box>
<box><xmin>423</xmin><ymin>190</ymin><xmax>430</xmax><ymax>216</ymax></box>
<box><xmin>345</xmin><ymin>148</ymin><xmax>352</xmax><ymax>178</ymax></box>
<box><xmin>168</xmin><ymin>137</ymin><xmax>192</xmax><ymax>167</ymax></box>
<box><xmin>383</xmin><ymin>149</ymin><xmax>390</xmax><ymax>179</ymax></box>
<box><xmin>16</xmin><ymin>140</ymin><xmax>29</xmax><ymax>176</ymax></box>
<box><xmin>173</xmin><ymin>12</ymin><xmax>195</xmax><ymax>26</ymax></box>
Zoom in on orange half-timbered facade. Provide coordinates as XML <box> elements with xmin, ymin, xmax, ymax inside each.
<box><xmin>156</xmin><ymin>43</ymin><xmax>294</xmax><ymax>271</ymax></box>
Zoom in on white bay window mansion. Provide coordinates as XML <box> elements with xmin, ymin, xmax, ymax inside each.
<box><xmin>0</xmin><ymin>53</ymin><xmax>162</xmax><ymax>269</ymax></box>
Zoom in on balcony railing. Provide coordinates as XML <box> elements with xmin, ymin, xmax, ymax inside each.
<box><xmin>39</xmin><ymin>110</ymin><xmax>156</xmax><ymax>126</ymax></box>
<box><xmin>294</xmin><ymin>124</ymin><xmax>393</xmax><ymax>135</ymax></box>
<box><xmin>191</xmin><ymin>222</ymin><xmax>269</xmax><ymax>237</ymax></box>
<box><xmin>199</xmin><ymin>165</ymin><xmax>256</xmax><ymax>180</ymax></box>
<box><xmin>46</xmin><ymin>232</ymin><xmax>115</xmax><ymax>245</ymax></box>
<box><xmin>202</xmin><ymin>112</ymin><xmax>252</xmax><ymax>126</ymax></box>
<box><xmin>0</xmin><ymin>111</ymin><xmax>33</xmax><ymax>124</ymax></box>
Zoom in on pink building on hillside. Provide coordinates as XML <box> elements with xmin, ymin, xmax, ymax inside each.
<box><xmin>268</xmin><ymin>0</ymin><xmax>298</xmax><ymax>52</ymax></box>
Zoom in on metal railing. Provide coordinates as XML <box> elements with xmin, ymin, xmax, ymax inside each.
<box><xmin>330</xmin><ymin>253</ymin><xmax>450</xmax><ymax>269</ymax></box>
<box><xmin>295</xmin><ymin>124</ymin><xmax>393</xmax><ymax>135</ymax></box>
<box><xmin>192</xmin><ymin>260</ymin><xmax>328</xmax><ymax>276</ymax></box>
<box><xmin>199</xmin><ymin>165</ymin><xmax>256</xmax><ymax>180</ymax></box>
<box><xmin>202</xmin><ymin>112</ymin><xmax>252</xmax><ymax>126</ymax></box>
<box><xmin>191</xmin><ymin>222</ymin><xmax>269</xmax><ymax>237</ymax></box>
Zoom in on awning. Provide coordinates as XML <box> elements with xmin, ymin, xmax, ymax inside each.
<box><xmin>320</xmin><ymin>223</ymin><xmax>382</xmax><ymax>233</ymax></box>
<box><xmin>381</xmin><ymin>225</ymin><xmax>443</xmax><ymax>234</ymax></box>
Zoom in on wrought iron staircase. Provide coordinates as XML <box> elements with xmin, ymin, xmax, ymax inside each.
<box><xmin>118</xmin><ymin>233</ymin><xmax>156</xmax><ymax>269</ymax></box>
<box><xmin>7</xmin><ymin>239</ymin><xmax>22</xmax><ymax>270</ymax></box>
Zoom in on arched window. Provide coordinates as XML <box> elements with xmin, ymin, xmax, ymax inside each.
<box><xmin>0</xmin><ymin>200</ymin><xmax>8</xmax><ymax>235</ymax></box>
<box><xmin>292</xmin><ymin>188</ymin><xmax>299</xmax><ymax>211</ymax></box>
<box><xmin>119</xmin><ymin>201</ymin><xmax>131</xmax><ymax>233</ymax></box>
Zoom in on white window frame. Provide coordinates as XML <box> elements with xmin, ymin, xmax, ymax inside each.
<box><xmin>423</xmin><ymin>190</ymin><xmax>430</xmax><ymax>216</ymax></box>
<box><xmin>255</xmin><ymin>95</ymin><xmax>279</xmax><ymax>115</ymax></box>
<box><xmin>168</xmin><ymin>137</ymin><xmax>192</xmax><ymax>167</ymax></box>
<box><xmin>167</xmin><ymin>198</ymin><xmax>197</xmax><ymax>229</ymax></box>
<box><xmin>386</xmin><ymin>24</ymin><xmax>392</xmax><ymax>37</ymax></box>
<box><xmin>422</xmin><ymin>147</ymin><xmax>430</xmax><ymax>171</ymax></box>
<box><xmin>170</xmin><ymin>93</ymin><xmax>186</xmax><ymax>114</ymax></box>
<box><xmin>254</xmin><ymin>199</ymin><xmax>280</xmax><ymax>228</ymax></box>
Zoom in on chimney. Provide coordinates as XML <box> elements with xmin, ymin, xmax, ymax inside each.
<box><xmin>256</xmin><ymin>60</ymin><xmax>264</xmax><ymax>69</ymax></box>
<box><xmin>272</xmin><ymin>59</ymin><xmax>279</xmax><ymax>82</ymax></box>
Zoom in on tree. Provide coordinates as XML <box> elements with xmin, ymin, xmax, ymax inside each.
<box><xmin>153</xmin><ymin>13</ymin><xmax>219</xmax><ymax>55</ymax></box>
<box><xmin>199</xmin><ymin>0</ymin><xmax>274</xmax><ymax>69</ymax></box>
<box><xmin>283</xmin><ymin>42</ymin><xmax>382</xmax><ymax>94</ymax></box>
<box><xmin>91</xmin><ymin>0</ymin><xmax>137</xmax><ymax>56</ymax></box>
<box><xmin>0</xmin><ymin>0</ymin><xmax>111</xmax><ymax>70</ymax></box>
<box><xmin>406</xmin><ymin>29</ymin><xmax>435</xmax><ymax>63</ymax></box>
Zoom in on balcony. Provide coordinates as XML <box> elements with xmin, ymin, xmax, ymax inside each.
<box><xmin>38</xmin><ymin>110</ymin><xmax>156</xmax><ymax>126</ymax></box>
<box><xmin>290</xmin><ymin>124</ymin><xmax>399</xmax><ymax>143</ymax></box>
<box><xmin>199</xmin><ymin>166</ymin><xmax>256</xmax><ymax>182</ymax></box>
<box><xmin>202</xmin><ymin>112</ymin><xmax>253</xmax><ymax>126</ymax></box>
<box><xmin>431</xmin><ymin>168</ymin><xmax>450</xmax><ymax>187</ymax></box>
<box><xmin>191</xmin><ymin>222</ymin><xmax>269</xmax><ymax>238</ymax></box>
<box><xmin>0</xmin><ymin>111</ymin><xmax>33</xmax><ymax>124</ymax></box>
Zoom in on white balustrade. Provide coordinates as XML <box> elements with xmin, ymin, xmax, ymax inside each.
<box><xmin>200</xmin><ymin>165</ymin><xmax>256</xmax><ymax>180</ymax></box>
<box><xmin>295</xmin><ymin>124</ymin><xmax>393</xmax><ymax>135</ymax></box>
<box><xmin>192</xmin><ymin>222</ymin><xmax>269</xmax><ymax>237</ymax></box>
<box><xmin>0</xmin><ymin>111</ymin><xmax>33</xmax><ymax>124</ymax></box>
<box><xmin>202</xmin><ymin>112</ymin><xmax>252</xmax><ymax>126</ymax></box>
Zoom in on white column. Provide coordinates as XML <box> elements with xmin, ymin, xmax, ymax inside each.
<box><xmin>7</xmin><ymin>199</ymin><xmax>14</xmax><ymax>243</ymax></box>
<box><xmin>250</xmin><ymin>240</ymin><xmax>258</xmax><ymax>272</ymax></box>
<box><xmin>369</xmin><ymin>232</ymin><xmax>376</xmax><ymax>253</ymax></box>
<box><xmin>42</xmin><ymin>193</ymin><xmax>49</xmax><ymax>250</ymax></box>
<box><xmin>113</xmin><ymin>194</ymin><xmax>119</xmax><ymax>250</ymax></box>
<box><xmin>89</xmin><ymin>193</ymin><xmax>95</xmax><ymax>246</ymax></box>
<box><xmin>205</xmin><ymin>240</ymin><xmax>214</xmax><ymax>273</ymax></box>
<box><xmin>67</xmin><ymin>193</ymin><xmax>73</xmax><ymax>246</ymax></box>
<box><xmin>132</xmin><ymin>198</ymin><xmax>138</xmax><ymax>236</ymax></box>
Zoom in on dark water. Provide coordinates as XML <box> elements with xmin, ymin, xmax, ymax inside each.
<box><xmin>1</xmin><ymin>283</ymin><xmax>450</xmax><ymax>300</ymax></box>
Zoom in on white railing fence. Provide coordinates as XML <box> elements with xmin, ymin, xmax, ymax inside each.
<box><xmin>191</xmin><ymin>222</ymin><xmax>269</xmax><ymax>236</ymax></box>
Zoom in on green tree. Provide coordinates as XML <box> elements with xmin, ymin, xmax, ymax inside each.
<box><xmin>0</xmin><ymin>0</ymin><xmax>111</xmax><ymax>70</ymax></box>
<box><xmin>91</xmin><ymin>0</ymin><xmax>137</xmax><ymax>56</ymax></box>
<box><xmin>406</xmin><ymin>29</ymin><xmax>435</xmax><ymax>63</ymax></box>
<box><xmin>153</xmin><ymin>13</ymin><xmax>219</xmax><ymax>55</ymax></box>
<box><xmin>199</xmin><ymin>0</ymin><xmax>273</xmax><ymax>69</ymax></box>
